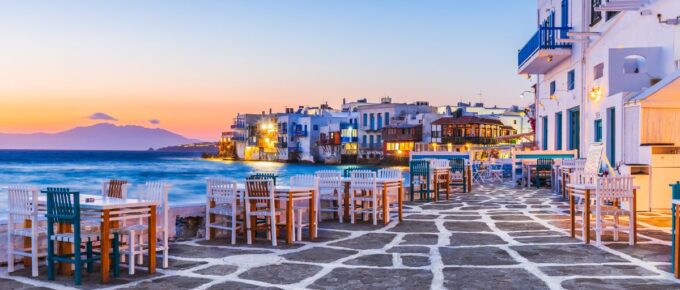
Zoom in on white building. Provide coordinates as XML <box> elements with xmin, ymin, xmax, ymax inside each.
<box><xmin>354</xmin><ymin>97</ymin><xmax>434</xmax><ymax>161</ymax></box>
<box><xmin>437</xmin><ymin>102</ymin><xmax>532</xmax><ymax>135</ymax></box>
<box><xmin>521</xmin><ymin>0</ymin><xmax>680</xmax><ymax>210</ymax></box>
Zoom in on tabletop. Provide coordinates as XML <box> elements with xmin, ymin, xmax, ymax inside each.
<box><xmin>38</xmin><ymin>194</ymin><xmax>158</xmax><ymax>210</ymax></box>
<box><xmin>567</xmin><ymin>183</ymin><xmax>641</xmax><ymax>191</ymax></box>
<box><xmin>339</xmin><ymin>177</ymin><xmax>403</xmax><ymax>183</ymax></box>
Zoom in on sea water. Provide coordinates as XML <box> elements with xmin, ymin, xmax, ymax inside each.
<box><xmin>0</xmin><ymin>150</ymin><xmax>401</xmax><ymax>217</ymax></box>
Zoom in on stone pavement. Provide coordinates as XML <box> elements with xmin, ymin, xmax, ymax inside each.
<box><xmin>2</xmin><ymin>183</ymin><xmax>679</xmax><ymax>289</ymax></box>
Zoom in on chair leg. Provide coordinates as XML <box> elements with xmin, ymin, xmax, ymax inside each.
<box><xmin>613</xmin><ymin>212</ymin><xmax>620</xmax><ymax>241</ymax></box>
<box><xmin>296</xmin><ymin>210</ymin><xmax>303</xmax><ymax>241</ymax></box>
<box><xmin>163</xmin><ymin>231</ymin><xmax>169</xmax><ymax>269</ymax></box>
<box><xmin>246</xmin><ymin>211</ymin><xmax>253</xmax><ymax>245</ymax></box>
<box><xmin>7</xmin><ymin>234</ymin><xmax>14</xmax><ymax>274</ymax></box>
<box><xmin>31</xmin><ymin>235</ymin><xmax>39</xmax><ymax>277</ymax></box>
<box><xmin>350</xmin><ymin>192</ymin><xmax>356</xmax><ymax>224</ymax></box>
<box><xmin>271</xmin><ymin>214</ymin><xmax>277</xmax><ymax>247</ymax></box>
<box><xmin>86</xmin><ymin>241</ymin><xmax>94</xmax><ymax>274</ymax></box>
<box><xmin>47</xmin><ymin>230</ymin><xmax>55</xmax><ymax>281</ymax></box>
<box><xmin>137</xmin><ymin>233</ymin><xmax>144</xmax><ymax>265</ymax></box>
<box><xmin>129</xmin><ymin>231</ymin><xmax>136</xmax><ymax>275</ymax></box>
<box><xmin>372</xmin><ymin>192</ymin><xmax>377</xmax><ymax>226</ymax></box>
<box><xmin>74</xmin><ymin>240</ymin><xmax>82</xmax><ymax>285</ymax></box>
<box><xmin>113</xmin><ymin>234</ymin><xmax>120</xmax><ymax>277</ymax></box>
<box><xmin>338</xmin><ymin>194</ymin><xmax>344</xmax><ymax>223</ymax></box>
<box><xmin>231</xmin><ymin>205</ymin><xmax>237</xmax><ymax>245</ymax></box>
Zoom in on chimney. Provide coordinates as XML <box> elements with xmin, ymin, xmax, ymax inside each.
<box><xmin>269</xmin><ymin>108</ymin><xmax>272</xmax><ymax>115</ymax></box>
<box><xmin>343</xmin><ymin>98</ymin><xmax>346</xmax><ymax>105</ymax></box>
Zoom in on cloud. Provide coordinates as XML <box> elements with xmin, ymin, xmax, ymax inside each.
<box><xmin>148</xmin><ymin>119</ymin><xmax>160</xmax><ymax>125</ymax></box>
<box><xmin>88</xmin><ymin>112</ymin><xmax>118</xmax><ymax>121</ymax></box>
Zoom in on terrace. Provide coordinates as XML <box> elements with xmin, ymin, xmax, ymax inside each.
<box><xmin>2</xmin><ymin>183</ymin><xmax>678</xmax><ymax>289</ymax></box>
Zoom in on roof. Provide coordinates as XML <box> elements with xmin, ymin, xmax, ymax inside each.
<box><xmin>432</xmin><ymin>116</ymin><xmax>504</xmax><ymax>126</ymax></box>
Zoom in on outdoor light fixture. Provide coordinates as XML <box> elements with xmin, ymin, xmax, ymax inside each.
<box><xmin>590</xmin><ymin>87</ymin><xmax>603</xmax><ymax>101</ymax></box>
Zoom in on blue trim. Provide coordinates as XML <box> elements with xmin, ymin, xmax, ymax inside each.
<box><xmin>411</xmin><ymin>155</ymin><xmax>470</xmax><ymax>160</ymax></box>
<box><xmin>515</xmin><ymin>154</ymin><xmax>575</xmax><ymax>159</ymax></box>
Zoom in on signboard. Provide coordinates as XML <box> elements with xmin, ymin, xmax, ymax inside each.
<box><xmin>584</xmin><ymin>143</ymin><xmax>605</xmax><ymax>175</ymax></box>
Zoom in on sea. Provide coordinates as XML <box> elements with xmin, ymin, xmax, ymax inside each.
<box><xmin>0</xmin><ymin>150</ymin><xmax>401</xmax><ymax>217</ymax></box>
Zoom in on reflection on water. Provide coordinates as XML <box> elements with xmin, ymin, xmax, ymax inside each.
<box><xmin>0</xmin><ymin>150</ymin><xmax>405</xmax><ymax>217</ymax></box>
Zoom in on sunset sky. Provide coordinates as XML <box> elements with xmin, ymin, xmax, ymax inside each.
<box><xmin>0</xmin><ymin>0</ymin><xmax>536</xmax><ymax>141</ymax></box>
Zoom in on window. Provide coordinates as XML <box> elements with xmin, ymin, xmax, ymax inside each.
<box><xmin>542</xmin><ymin>116</ymin><xmax>549</xmax><ymax>150</ymax></box>
<box><xmin>568</xmin><ymin>107</ymin><xmax>580</xmax><ymax>153</ymax></box>
<box><xmin>377</xmin><ymin>113</ymin><xmax>383</xmax><ymax>129</ymax></box>
<box><xmin>594</xmin><ymin>63</ymin><xmax>604</xmax><ymax>80</ymax></box>
<box><xmin>313</xmin><ymin>125</ymin><xmax>318</xmax><ymax>131</ymax></box>
<box><xmin>369</xmin><ymin>135</ymin><xmax>374</xmax><ymax>146</ymax></box>
<box><xmin>607</xmin><ymin>107</ymin><xmax>616</xmax><ymax>165</ymax></box>
<box><xmin>591</xmin><ymin>0</ymin><xmax>602</xmax><ymax>26</ymax></box>
<box><xmin>385</xmin><ymin>112</ymin><xmax>390</xmax><ymax>126</ymax></box>
<box><xmin>567</xmin><ymin>70</ymin><xmax>575</xmax><ymax>91</ymax></box>
<box><xmin>377</xmin><ymin>135</ymin><xmax>382</xmax><ymax>145</ymax></box>
<box><xmin>369</xmin><ymin>114</ymin><xmax>375</xmax><ymax>130</ymax></box>
<box><xmin>550</xmin><ymin>81</ymin><xmax>556</xmax><ymax>96</ymax></box>
<box><xmin>555</xmin><ymin>112</ymin><xmax>563</xmax><ymax>150</ymax></box>
<box><xmin>362</xmin><ymin>135</ymin><xmax>367</xmax><ymax>145</ymax></box>
<box><xmin>363</xmin><ymin>114</ymin><xmax>367</xmax><ymax>127</ymax></box>
<box><xmin>594</xmin><ymin>119</ymin><xmax>602</xmax><ymax>142</ymax></box>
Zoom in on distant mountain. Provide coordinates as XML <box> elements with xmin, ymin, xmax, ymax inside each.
<box><xmin>0</xmin><ymin>123</ymin><xmax>202</xmax><ymax>150</ymax></box>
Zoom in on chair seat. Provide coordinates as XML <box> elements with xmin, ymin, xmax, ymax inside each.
<box><xmin>249</xmin><ymin>209</ymin><xmax>285</xmax><ymax>216</ymax></box>
<box><xmin>50</xmin><ymin>231</ymin><xmax>102</xmax><ymax>243</ymax></box>
<box><xmin>12</xmin><ymin>227</ymin><xmax>48</xmax><ymax>237</ymax></box>
<box><xmin>211</xmin><ymin>205</ymin><xmax>243</xmax><ymax>216</ymax></box>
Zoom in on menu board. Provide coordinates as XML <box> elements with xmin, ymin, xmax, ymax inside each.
<box><xmin>584</xmin><ymin>143</ymin><xmax>604</xmax><ymax>175</ymax></box>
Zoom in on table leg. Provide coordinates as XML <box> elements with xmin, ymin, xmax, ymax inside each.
<box><xmin>23</xmin><ymin>219</ymin><xmax>32</xmax><ymax>267</ymax></box>
<box><xmin>309</xmin><ymin>190</ymin><xmax>316</xmax><ymax>240</ymax></box>
<box><xmin>286</xmin><ymin>192</ymin><xmax>293</xmax><ymax>245</ymax></box>
<box><xmin>569</xmin><ymin>188</ymin><xmax>575</xmax><ymax>238</ymax></box>
<box><xmin>584</xmin><ymin>189</ymin><xmax>591</xmax><ymax>244</ymax></box>
<box><xmin>148</xmin><ymin>205</ymin><xmax>157</xmax><ymax>274</ymax></box>
<box><xmin>632</xmin><ymin>189</ymin><xmax>637</xmax><ymax>245</ymax></box>
<box><xmin>382</xmin><ymin>184</ymin><xmax>388</xmax><ymax>225</ymax></box>
<box><xmin>101</xmin><ymin>210</ymin><xmax>111</xmax><ymax>283</ymax></box>
<box><xmin>209</xmin><ymin>199</ymin><xmax>216</xmax><ymax>239</ymax></box>
<box><xmin>249</xmin><ymin>201</ymin><xmax>257</xmax><ymax>241</ymax></box>
<box><xmin>57</xmin><ymin>223</ymin><xmax>72</xmax><ymax>275</ymax></box>
<box><xmin>398</xmin><ymin>181</ymin><xmax>403</xmax><ymax>222</ymax></box>
<box><xmin>445</xmin><ymin>173</ymin><xmax>451</xmax><ymax>200</ymax></box>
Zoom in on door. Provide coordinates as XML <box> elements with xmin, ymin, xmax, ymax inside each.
<box><xmin>568</xmin><ymin>107</ymin><xmax>580</xmax><ymax>154</ymax></box>
<box><xmin>607</xmin><ymin>107</ymin><xmax>616</xmax><ymax>165</ymax></box>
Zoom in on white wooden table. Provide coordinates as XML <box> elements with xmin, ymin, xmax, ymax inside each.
<box><xmin>567</xmin><ymin>183</ymin><xmax>639</xmax><ymax>245</ymax></box>
<box><xmin>38</xmin><ymin>194</ymin><xmax>158</xmax><ymax>283</ymax></box>
<box><xmin>234</xmin><ymin>185</ymin><xmax>317</xmax><ymax>245</ymax></box>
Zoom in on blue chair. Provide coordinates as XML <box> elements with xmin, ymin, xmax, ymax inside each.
<box><xmin>533</xmin><ymin>159</ymin><xmax>554</xmax><ymax>187</ymax></box>
<box><xmin>409</xmin><ymin>160</ymin><xmax>431</xmax><ymax>201</ymax></box>
<box><xmin>671</xmin><ymin>182</ymin><xmax>680</xmax><ymax>274</ymax></box>
<box><xmin>45</xmin><ymin>188</ymin><xmax>120</xmax><ymax>285</ymax></box>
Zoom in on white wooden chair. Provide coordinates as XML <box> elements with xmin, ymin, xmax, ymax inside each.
<box><xmin>349</xmin><ymin>171</ymin><xmax>378</xmax><ymax>225</ymax></box>
<box><xmin>121</xmin><ymin>182</ymin><xmax>170</xmax><ymax>274</ymax></box>
<box><xmin>7</xmin><ymin>186</ymin><xmax>45</xmax><ymax>277</ymax></box>
<box><xmin>290</xmin><ymin>175</ymin><xmax>318</xmax><ymax>241</ymax></box>
<box><xmin>316</xmin><ymin>171</ymin><xmax>344</xmax><ymax>223</ymax></box>
<box><xmin>594</xmin><ymin>176</ymin><xmax>635</xmax><ymax>245</ymax></box>
<box><xmin>245</xmin><ymin>179</ymin><xmax>281</xmax><ymax>246</ymax></box>
<box><xmin>378</xmin><ymin>168</ymin><xmax>401</xmax><ymax>223</ymax></box>
<box><xmin>205</xmin><ymin>179</ymin><xmax>241</xmax><ymax>244</ymax></box>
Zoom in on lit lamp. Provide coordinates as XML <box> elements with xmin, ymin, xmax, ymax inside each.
<box><xmin>589</xmin><ymin>87</ymin><xmax>603</xmax><ymax>101</ymax></box>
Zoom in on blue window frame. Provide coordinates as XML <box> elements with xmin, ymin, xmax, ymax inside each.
<box><xmin>385</xmin><ymin>112</ymin><xmax>390</xmax><ymax>126</ymax></box>
<box><xmin>369</xmin><ymin>135</ymin><xmax>374</xmax><ymax>146</ymax></box>
<box><xmin>594</xmin><ymin>119</ymin><xmax>602</xmax><ymax>142</ymax></box>
<box><xmin>362</xmin><ymin>135</ymin><xmax>367</xmax><ymax>146</ymax></box>
<box><xmin>555</xmin><ymin>112</ymin><xmax>563</xmax><ymax>150</ymax></box>
<box><xmin>377</xmin><ymin>113</ymin><xmax>383</xmax><ymax>129</ymax></box>
<box><xmin>550</xmin><ymin>81</ymin><xmax>556</xmax><ymax>96</ymax></box>
<box><xmin>369</xmin><ymin>114</ymin><xmax>375</xmax><ymax>130</ymax></box>
<box><xmin>567</xmin><ymin>70</ymin><xmax>575</xmax><ymax>91</ymax></box>
<box><xmin>568</xmin><ymin>107</ymin><xmax>580</xmax><ymax>153</ymax></box>
<box><xmin>363</xmin><ymin>114</ymin><xmax>367</xmax><ymax>127</ymax></box>
<box><xmin>377</xmin><ymin>135</ymin><xmax>382</xmax><ymax>145</ymax></box>
<box><xmin>542</xmin><ymin>116</ymin><xmax>548</xmax><ymax>150</ymax></box>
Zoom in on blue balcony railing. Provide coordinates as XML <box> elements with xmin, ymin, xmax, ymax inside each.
<box><xmin>293</xmin><ymin>130</ymin><xmax>308</xmax><ymax>137</ymax></box>
<box><xmin>518</xmin><ymin>26</ymin><xmax>572</xmax><ymax>68</ymax></box>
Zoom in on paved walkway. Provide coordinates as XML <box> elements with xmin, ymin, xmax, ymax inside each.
<box><xmin>2</xmin><ymin>183</ymin><xmax>679</xmax><ymax>289</ymax></box>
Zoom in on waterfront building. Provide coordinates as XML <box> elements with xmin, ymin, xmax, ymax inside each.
<box><xmin>218</xmin><ymin>131</ymin><xmax>236</xmax><ymax>158</ymax></box>
<box><xmin>437</xmin><ymin>102</ymin><xmax>532</xmax><ymax>135</ymax></box>
<box><xmin>318</xmin><ymin>111</ymin><xmax>358</xmax><ymax>164</ymax></box>
<box><xmin>520</xmin><ymin>0</ymin><xmax>680</xmax><ymax>210</ymax></box>
<box><xmin>256</xmin><ymin>113</ymin><xmax>278</xmax><ymax>161</ymax></box>
<box><xmin>355</xmin><ymin>97</ymin><xmax>434</xmax><ymax>161</ymax></box>
<box><xmin>231</xmin><ymin>113</ymin><xmax>261</xmax><ymax>160</ymax></box>
<box><xmin>428</xmin><ymin>116</ymin><xmax>517</xmax><ymax>152</ymax></box>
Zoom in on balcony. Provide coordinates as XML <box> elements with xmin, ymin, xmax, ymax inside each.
<box><xmin>518</xmin><ymin>26</ymin><xmax>572</xmax><ymax>74</ymax></box>
<box><xmin>292</xmin><ymin>130</ymin><xmax>308</xmax><ymax>137</ymax></box>
<box><xmin>276</xmin><ymin>142</ymin><xmax>288</xmax><ymax>148</ymax></box>
<box><xmin>360</xmin><ymin>144</ymin><xmax>383</xmax><ymax>151</ymax></box>
<box><xmin>440</xmin><ymin>136</ymin><xmax>498</xmax><ymax>145</ymax></box>
<box><xmin>230</xmin><ymin>123</ymin><xmax>247</xmax><ymax>129</ymax></box>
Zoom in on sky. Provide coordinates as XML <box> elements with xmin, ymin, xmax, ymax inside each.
<box><xmin>0</xmin><ymin>0</ymin><xmax>537</xmax><ymax>141</ymax></box>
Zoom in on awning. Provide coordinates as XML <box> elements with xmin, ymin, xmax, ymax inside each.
<box><xmin>627</xmin><ymin>69</ymin><xmax>680</xmax><ymax>107</ymax></box>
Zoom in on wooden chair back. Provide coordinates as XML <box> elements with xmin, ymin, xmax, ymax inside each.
<box><xmin>245</xmin><ymin>179</ymin><xmax>275</xmax><ymax>201</ymax></box>
<box><xmin>103</xmin><ymin>179</ymin><xmax>128</xmax><ymax>199</ymax></box>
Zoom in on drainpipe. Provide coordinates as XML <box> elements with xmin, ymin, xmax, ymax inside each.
<box><xmin>580</xmin><ymin>0</ymin><xmax>588</xmax><ymax>158</ymax></box>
